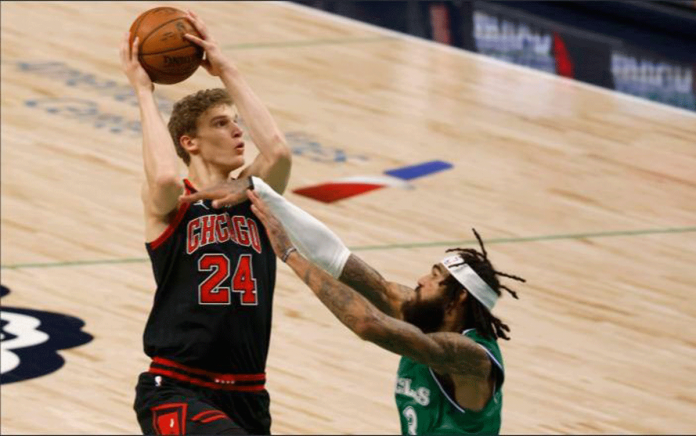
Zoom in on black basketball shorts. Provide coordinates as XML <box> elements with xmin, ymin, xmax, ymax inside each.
<box><xmin>134</xmin><ymin>365</ymin><xmax>271</xmax><ymax>435</ymax></box>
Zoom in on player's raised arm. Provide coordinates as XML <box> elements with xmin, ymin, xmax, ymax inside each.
<box><xmin>120</xmin><ymin>32</ymin><xmax>183</xmax><ymax>220</ymax></box>
<box><xmin>183</xmin><ymin>10</ymin><xmax>291</xmax><ymax>194</ymax></box>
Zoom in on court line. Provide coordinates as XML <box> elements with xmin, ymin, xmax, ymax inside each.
<box><xmin>2</xmin><ymin>226</ymin><xmax>694</xmax><ymax>270</ymax></box>
<box><xmin>223</xmin><ymin>35</ymin><xmax>396</xmax><ymax>50</ymax></box>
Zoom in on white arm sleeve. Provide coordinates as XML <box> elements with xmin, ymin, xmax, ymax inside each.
<box><xmin>251</xmin><ymin>176</ymin><xmax>351</xmax><ymax>278</ymax></box>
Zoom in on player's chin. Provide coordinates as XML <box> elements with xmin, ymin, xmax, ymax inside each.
<box><xmin>225</xmin><ymin>156</ymin><xmax>245</xmax><ymax>173</ymax></box>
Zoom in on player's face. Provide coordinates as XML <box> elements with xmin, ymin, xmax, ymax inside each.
<box><xmin>193</xmin><ymin>105</ymin><xmax>245</xmax><ymax>172</ymax></box>
<box><xmin>402</xmin><ymin>264</ymin><xmax>452</xmax><ymax>333</ymax></box>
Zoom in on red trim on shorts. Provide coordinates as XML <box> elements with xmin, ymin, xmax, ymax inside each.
<box><xmin>149</xmin><ymin>367</ymin><xmax>266</xmax><ymax>392</ymax></box>
<box><xmin>152</xmin><ymin>357</ymin><xmax>266</xmax><ymax>381</ymax></box>
<box><xmin>192</xmin><ymin>410</ymin><xmax>225</xmax><ymax>422</ymax></box>
<box><xmin>147</xmin><ymin>181</ymin><xmax>193</xmax><ymax>250</ymax></box>
<box><xmin>201</xmin><ymin>414</ymin><xmax>229</xmax><ymax>424</ymax></box>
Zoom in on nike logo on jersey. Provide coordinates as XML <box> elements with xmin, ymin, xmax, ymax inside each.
<box><xmin>187</xmin><ymin>213</ymin><xmax>262</xmax><ymax>254</ymax></box>
<box><xmin>193</xmin><ymin>200</ymin><xmax>210</xmax><ymax>210</ymax></box>
<box><xmin>396</xmin><ymin>377</ymin><xmax>431</xmax><ymax>406</ymax></box>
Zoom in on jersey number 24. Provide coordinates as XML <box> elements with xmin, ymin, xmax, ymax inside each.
<box><xmin>198</xmin><ymin>253</ymin><xmax>258</xmax><ymax>305</ymax></box>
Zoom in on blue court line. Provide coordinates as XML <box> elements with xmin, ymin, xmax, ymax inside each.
<box><xmin>384</xmin><ymin>160</ymin><xmax>453</xmax><ymax>181</ymax></box>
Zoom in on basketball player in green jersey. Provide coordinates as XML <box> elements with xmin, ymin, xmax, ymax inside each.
<box><xmin>179</xmin><ymin>178</ymin><xmax>525</xmax><ymax>435</ymax></box>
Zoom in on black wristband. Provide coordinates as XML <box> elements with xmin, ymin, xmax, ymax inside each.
<box><xmin>281</xmin><ymin>247</ymin><xmax>297</xmax><ymax>263</ymax></box>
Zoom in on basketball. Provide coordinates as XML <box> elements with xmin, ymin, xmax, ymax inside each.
<box><xmin>128</xmin><ymin>7</ymin><xmax>204</xmax><ymax>85</ymax></box>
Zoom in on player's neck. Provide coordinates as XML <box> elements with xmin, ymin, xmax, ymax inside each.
<box><xmin>439</xmin><ymin>310</ymin><xmax>466</xmax><ymax>333</ymax></box>
<box><xmin>187</xmin><ymin>160</ymin><xmax>234</xmax><ymax>190</ymax></box>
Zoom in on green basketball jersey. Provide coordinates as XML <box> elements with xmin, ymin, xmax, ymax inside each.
<box><xmin>394</xmin><ymin>329</ymin><xmax>504</xmax><ymax>435</ymax></box>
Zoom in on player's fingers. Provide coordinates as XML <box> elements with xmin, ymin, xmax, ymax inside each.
<box><xmin>250</xmin><ymin>194</ymin><xmax>273</xmax><ymax>220</ymax></box>
<box><xmin>250</xmin><ymin>203</ymin><xmax>268</xmax><ymax>223</ymax></box>
<box><xmin>213</xmin><ymin>191</ymin><xmax>249</xmax><ymax>209</ymax></box>
<box><xmin>185</xmin><ymin>11</ymin><xmax>202</xmax><ymax>32</ymax></box>
<box><xmin>211</xmin><ymin>194</ymin><xmax>233</xmax><ymax>209</ymax></box>
<box><xmin>179</xmin><ymin>192</ymin><xmax>207</xmax><ymax>203</ymax></box>
<box><xmin>248</xmin><ymin>194</ymin><xmax>262</xmax><ymax>214</ymax></box>
<box><xmin>247</xmin><ymin>190</ymin><xmax>262</xmax><ymax>210</ymax></box>
<box><xmin>131</xmin><ymin>36</ymin><xmax>140</xmax><ymax>61</ymax></box>
<box><xmin>250</xmin><ymin>204</ymin><xmax>265</xmax><ymax>225</ymax></box>
<box><xmin>127</xmin><ymin>33</ymin><xmax>135</xmax><ymax>60</ymax></box>
<box><xmin>187</xmin><ymin>10</ymin><xmax>210</xmax><ymax>38</ymax></box>
<box><xmin>184</xmin><ymin>33</ymin><xmax>209</xmax><ymax>48</ymax></box>
<box><xmin>250</xmin><ymin>192</ymin><xmax>272</xmax><ymax>217</ymax></box>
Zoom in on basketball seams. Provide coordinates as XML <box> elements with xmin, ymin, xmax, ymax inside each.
<box><xmin>129</xmin><ymin>8</ymin><xmax>153</xmax><ymax>44</ymax></box>
<box><xmin>139</xmin><ymin>17</ymin><xmax>197</xmax><ymax>55</ymax></box>
<box><xmin>140</xmin><ymin>44</ymin><xmax>203</xmax><ymax>57</ymax></box>
<box><xmin>141</xmin><ymin>57</ymin><xmax>199</xmax><ymax>76</ymax></box>
<box><xmin>141</xmin><ymin>62</ymin><xmax>192</xmax><ymax>76</ymax></box>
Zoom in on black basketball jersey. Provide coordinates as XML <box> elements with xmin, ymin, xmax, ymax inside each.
<box><xmin>143</xmin><ymin>179</ymin><xmax>276</xmax><ymax>375</ymax></box>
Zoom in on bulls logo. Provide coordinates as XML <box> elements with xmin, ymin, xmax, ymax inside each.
<box><xmin>1</xmin><ymin>285</ymin><xmax>93</xmax><ymax>384</ymax></box>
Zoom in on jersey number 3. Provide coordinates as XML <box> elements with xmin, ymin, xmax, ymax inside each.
<box><xmin>198</xmin><ymin>254</ymin><xmax>258</xmax><ymax>305</ymax></box>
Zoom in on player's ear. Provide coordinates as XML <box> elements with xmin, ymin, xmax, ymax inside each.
<box><xmin>456</xmin><ymin>288</ymin><xmax>468</xmax><ymax>305</ymax></box>
<box><xmin>445</xmin><ymin>288</ymin><xmax>467</xmax><ymax>314</ymax></box>
<box><xmin>180</xmin><ymin>135</ymin><xmax>199</xmax><ymax>154</ymax></box>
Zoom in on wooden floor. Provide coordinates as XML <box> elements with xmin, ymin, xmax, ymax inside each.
<box><xmin>2</xmin><ymin>1</ymin><xmax>695</xmax><ymax>434</ymax></box>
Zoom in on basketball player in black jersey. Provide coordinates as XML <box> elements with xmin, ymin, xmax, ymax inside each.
<box><xmin>120</xmin><ymin>9</ymin><xmax>291</xmax><ymax>435</ymax></box>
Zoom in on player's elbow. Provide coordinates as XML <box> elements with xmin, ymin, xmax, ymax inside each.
<box><xmin>269</xmin><ymin>135</ymin><xmax>291</xmax><ymax>163</ymax></box>
<box><xmin>346</xmin><ymin>315</ymin><xmax>372</xmax><ymax>341</ymax></box>
<box><xmin>152</xmin><ymin>172</ymin><xmax>180</xmax><ymax>190</ymax></box>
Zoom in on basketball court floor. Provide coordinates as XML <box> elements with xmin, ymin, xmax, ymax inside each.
<box><xmin>2</xmin><ymin>2</ymin><xmax>695</xmax><ymax>434</ymax></box>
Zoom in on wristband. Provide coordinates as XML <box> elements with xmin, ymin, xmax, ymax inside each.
<box><xmin>281</xmin><ymin>247</ymin><xmax>297</xmax><ymax>263</ymax></box>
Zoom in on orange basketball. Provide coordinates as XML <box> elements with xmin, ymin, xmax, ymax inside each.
<box><xmin>129</xmin><ymin>7</ymin><xmax>204</xmax><ymax>85</ymax></box>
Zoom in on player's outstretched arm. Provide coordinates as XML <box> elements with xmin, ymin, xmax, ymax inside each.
<box><xmin>120</xmin><ymin>32</ymin><xmax>182</xmax><ymax>219</ymax></box>
<box><xmin>289</xmin><ymin>254</ymin><xmax>490</xmax><ymax>380</ymax></box>
<box><xmin>184</xmin><ymin>10</ymin><xmax>291</xmax><ymax>194</ymax></box>
<box><xmin>248</xmin><ymin>190</ymin><xmax>491</xmax><ymax>381</ymax></box>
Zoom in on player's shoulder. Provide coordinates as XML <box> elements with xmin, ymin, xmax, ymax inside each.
<box><xmin>463</xmin><ymin>328</ymin><xmax>504</xmax><ymax>373</ymax></box>
<box><xmin>463</xmin><ymin>329</ymin><xmax>500</xmax><ymax>355</ymax></box>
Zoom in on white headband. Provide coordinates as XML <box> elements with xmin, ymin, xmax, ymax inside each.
<box><xmin>441</xmin><ymin>255</ymin><xmax>497</xmax><ymax>311</ymax></box>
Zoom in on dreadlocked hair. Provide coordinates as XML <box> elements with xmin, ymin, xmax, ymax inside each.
<box><xmin>441</xmin><ymin>228</ymin><xmax>525</xmax><ymax>341</ymax></box>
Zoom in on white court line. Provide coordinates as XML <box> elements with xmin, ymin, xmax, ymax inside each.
<box><xmin>279</xmin><ymin>1</ymin><xmax>696</xmax><ymax>119</ymax></box>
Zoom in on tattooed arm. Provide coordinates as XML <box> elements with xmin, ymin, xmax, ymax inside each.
<box><xmin>248</xmin><ymin>189</ymin><xmax>491</xmax><ymax>381</ymax></box>
<box><xmin>288</xmin><ymin>251</ymin><xmax>491</xmax><ymax>379</ymax></box>
<box><xmin>339</xmin><ymin>254</ymin><xmax>414</xmax><ymax>319</ymax></box>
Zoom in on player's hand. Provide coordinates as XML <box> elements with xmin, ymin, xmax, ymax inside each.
<box><xmin>119</xmin><ymin>31</ymin><xmax>153</xmax><ymax>93</ymax></box>
<box><xmin>248</xmin><ymin>190</ymin><xmax>294</xmax><ymax>259</ymax></box>
<box><xmin>178</xmin><ymin>178</ymin><xmax>251</xmax><ymax>209</ymax></box>
<box><xmin>183</xmin><ymin>9</ymin><xmax>233</xmax><ymax>77</ymax></box>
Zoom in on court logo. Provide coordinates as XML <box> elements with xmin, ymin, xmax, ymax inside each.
<box><xmin>293</xmin><ymin>160</ymin><xmax>453</xmax><ymax>203</ymax></box>
<box><xmin>0</xmin><ymin>285</ymin><xmax>93</xmax><ymax>384</ymax></box>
